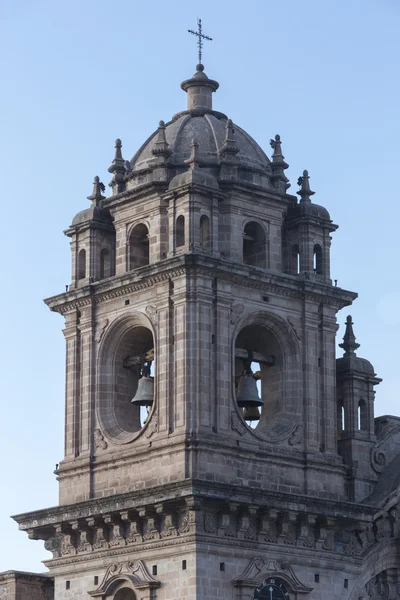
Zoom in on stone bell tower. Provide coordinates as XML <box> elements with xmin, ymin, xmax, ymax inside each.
<box><xmin>12</xmin><ymin>57</ymin><xmax>396</xmax><ymax>600</ymax></box>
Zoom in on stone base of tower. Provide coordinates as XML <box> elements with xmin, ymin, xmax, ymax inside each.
<box><xmin>13</xmin><ymin>480</ymin><xmax>396</xmax><ymax>599</ymax></box>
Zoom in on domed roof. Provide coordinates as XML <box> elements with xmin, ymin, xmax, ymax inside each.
<box><xmin>71</xmin><ymin>177</ymin><xmax>112</xmax><ymax>228</ymax></box>
<box><xmin>336</xmin><ymin>354</ymin><xmax>375</xmax><ymax>375</ymax></box>
<box><xmin>122</xmin><ymin>65</ymin><xmax>277</xmax><ymax>192</ymax></box>
<box><xmin>130</xmin><ymin>113</ymin><xmax>270</xmax><ymax>176</ymax></box>
<box><xmin>336</xmin><ymin>316</ymin><xmax>377</xmax><ymax>377</ymax></box>
<box><xmin>287</xmin><ymin>201</ymin><xmax>331</xmax><ymax>221</ymax></box>
<box><xmin>286</xmin><ymin>170</ymin><xmax>331</xmax><ymax>222</ymax></box>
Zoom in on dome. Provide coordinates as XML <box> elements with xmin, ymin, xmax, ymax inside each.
<box><xmin>130</xmin><ymin>113</ymin><xmax>270</xmax><ymax>175</ymax></box>
<box><xmin>124</xmin><ymin>65</ymin><xmax>274</xmax><ymax>191</ymax></box>
<box><xmin>71</xmin><ymin>205</ymin><xmax>112</xmax><ymax>227</ymax></box>
<box><xmin>336</xmin><ymin>354</ymin><xmax>375</xmax><ymax>375</ymax></box>
<box><xmin>71</xmin><ymin>177</ymin><xmax>112</xmax><ymax>227</ymax></box>
<box><xmin>287</xmin><ymin>201</ymin><xmax>331</xmax><ymax>221</ymax></box>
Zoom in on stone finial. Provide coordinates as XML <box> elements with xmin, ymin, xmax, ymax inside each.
<box><xmin>339</xmin><ymin>315</ymin><xmax>360</xmax><ymax>355</ymax></box>
<box><xmin>87</xmin><ymin>176</ymin><xmax>106</xmax><ymax>206</ymax></box>
<box><xmin>152</xmin><ymin>120</ymin><xmax>172</xmax><ymax>160</ymax></box>
<box><xmin>297</xmin><ymin>169</ymin><xmax>315</xmax><ymax>203</ymax></box>
<box><xmin>185</xmin><ymin>139</ymin><xmax>201</xmax><ymax>170</ymax></box>
<box><xmin>269</xmin><ymin>134</ymin><xmax>290</xmax><ymax>190</ymax></box>
<box><xmin>108</xmin><ymin>138</ymin><xmax>127</xmax><ymax>193</ymax></box>
<box><xmin>220</xmin><ymin>119</ymin><xmax>239</xmax><ymax>157</ymax></box>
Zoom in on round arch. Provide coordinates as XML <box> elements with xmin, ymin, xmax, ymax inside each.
<box><xmin>96</xmin><ymin>312</ymin><xmax>156</xmax><ymax>444</ymax></box>
<box><xmin>232</xmin><ymin>310</ymin><xmax>302</xmax><ymax>441</ymax></box>
<box><xmin>348</xmin><ymin>539</ymin><xmax>400</xmax><ymax>599</ymax></box>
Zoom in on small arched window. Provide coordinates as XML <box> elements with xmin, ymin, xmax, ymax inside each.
<box><xmin>100</xmin><ymin>248</ymin><xmax>111</xmax><ymax>279</ymax></box>
<box><xmin>200</xmin><ymin>215</ymin><xmax>210</xmax><ymax>247</ymax></box>
<box><xmin>176</xmin><ymin>215</ymin><xmax>185</xmax><ymax>247</ymax></box>
<box><xmin>78</xmin><ymin>248</ymin><xmax>86</xmax><ymax>280</ymax></box>
<box><xmin>243</xmin><ymin>221</ymin><xmax>266</xmax><ymax>268</ymax></box>
<box><xmin>313</xmin><ymin>244</ymin><xmax>323</xmax><ymax>275</ymax></box>
<box><xmin>291</xmin><ymin>244</ymin><xmax>300</xmax><ymax>275</ymax></box>
<box><xmin>358</xmin><ymin>399</ymin><xmax>367</xmax><ymax>431</ymax></box>
<box><xmin>129</xmin><ymin>224</ymin><xmax>149</xmax><ymax>270</ymax></box>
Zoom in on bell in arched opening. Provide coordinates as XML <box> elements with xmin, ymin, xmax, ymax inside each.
<box><xmin>236</xmin><ymin>372</ymin><xmax>263</xmax><ymax>408</ymax></box>
<box><xmin>243</xmin><ymin>406</ymin><xmax>261</xmax><ymax>422</ymax></box>
<box><xmin>131</xmin><ymin>361</ymin><xmax>154</xmax><ymax>407</ymax></box>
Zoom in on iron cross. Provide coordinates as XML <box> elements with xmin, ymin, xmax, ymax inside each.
<box><xmin>188</xmin><ymin>18</ymin><xmax>212</xmax><ymax>65</ymax></box>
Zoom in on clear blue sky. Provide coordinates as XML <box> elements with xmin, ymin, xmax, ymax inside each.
<box><xmin>0</xmin><ymin>0</ymin><xmax>399</xmax><ymax>573</ymax></box>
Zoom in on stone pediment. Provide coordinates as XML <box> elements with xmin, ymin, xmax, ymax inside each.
<box><xmin>233</xmin><ymin>558</ymin><xmax>313</xmax><ymax>594</ymax></box>
<box><xmin>88</xmin><ymin>560</ymin><xmax>160</xmax><ymax>597</ymax></box>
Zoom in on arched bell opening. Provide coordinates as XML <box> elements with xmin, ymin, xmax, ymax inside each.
<box><xmin>78</xmin><ymin>248</ymin><xmax>86</xmax><ymax>280</ymax></box>
<box><xmin>234</xmin><ymin>323</ymin><xmax>283</xmax><ymax>429</ymax></box>
<box><xmin>97</xmin><ymin>314</ymin><xmax>155</xmax><ymax>443</ymax></box>
<box><xmin>176</xmin><ymin>215</ymin><xmax>185</xmax><ymax>247</ymax></box>
<box><xmin>243</xmin><ymin>221</ymin><xmax>267</xmax><ymax>268</ymax></box>
<box><xmin>313</xmin><ymin>243</ymin><xmax>323</xmax><ymax>275</ymax></box>
<box><xmin>129</xmin><ymin>223</ymin><xmax>149</xmax><ymax>270</ymax></box>
<box><xmin>200</xmin><ymin>214</ymin><xmax>211</xmax><ymax>247</ymax></box>
<box><xmin>100</xmin><ymin>248</ymin><xmax>112</xmax><ymax>279</ymax></box>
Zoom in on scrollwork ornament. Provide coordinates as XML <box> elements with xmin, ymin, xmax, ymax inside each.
<box><xmin>371</xmin><ymin>447</ymin><xmax>387</xmax><ymax>473</ymax></box>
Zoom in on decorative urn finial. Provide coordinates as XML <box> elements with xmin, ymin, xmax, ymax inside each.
<box><xmin>297</xmin><ymin>169</ymin><xmax>315</xmax><ymax>203</ymax></box>
<box><xmin>339</xmin><ymin>315</ymin><xmax>360</xmax><ymax>355</ymax></box>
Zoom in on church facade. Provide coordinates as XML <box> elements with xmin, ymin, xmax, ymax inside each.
<box><xmin>4</xmin><ymin>61</ymin><xmax>400</xmax><ymax>600</ymax></box>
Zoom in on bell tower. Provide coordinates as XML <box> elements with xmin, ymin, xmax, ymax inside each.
<box><xmin>13</xmin><ymin>58</ymin><xmax>387</xmax><ymax>600</ymax></box>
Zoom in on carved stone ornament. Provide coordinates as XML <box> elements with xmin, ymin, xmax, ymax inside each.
<box><xmin>94</xmin><ymin>429</ymin><xmax>108</xmax><ymax>450</ymax></box>
<box><xmin>88</xmin><ymin>560</ymin><xmax>160</xmax><ymax>598</ymax></box>
<box><xmin>233</xmin><ymin>558</ymin><xmax>313</xmax><ymax>595</ymax></box>
<box><xmin>288</xmin><ymin>423</ymin><xmax>303</xmax><ymax>446</ymax></box>
<box><xmin>371</xmin><ymin>447</ymin><xmax>387</xmax><ymax>474</ymax></box>
<box><xmin>95</xmin><ymin>319</ymin><xmax>109</xmax><ymax>343</ymax></box>
<box><xmin>145</xmin><ymin>305</ymin><xmax>158</xmax><ymax>323</ymax></box>
<box><xmin>144</xmin><ymin>414</ymin><xmax>158</xmax><ymax>439</ymax></box>
<box><xmin>230</xmin><ymin>303</ymin><xmax>245</xmax><ymax>325</ymax></box>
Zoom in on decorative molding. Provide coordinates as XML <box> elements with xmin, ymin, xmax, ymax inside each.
<box><xmin>233</xmin><ymin>558</ymin><xmax>313</xmax><ymax>594</ymax></box>
<box><xmin>88</xmin><ymin>559</ymin><xmax>160</xmax><ymax>597</ymax></box>
<box><xmin>94</xmin><ymin>429</ymin><xmax>108</xmax><ymax>450</ymax></box>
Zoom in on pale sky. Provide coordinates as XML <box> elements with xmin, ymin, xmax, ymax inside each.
<box><xmin>0</xmin><ymin>0</ymin><xmax>399</xmax><ymax>573</ymax></box>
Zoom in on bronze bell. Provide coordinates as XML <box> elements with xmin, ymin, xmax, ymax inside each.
<box><xmin>243</xmin><ymin>406</ymin><xmax>261</xmax><ymax>422</ymax></box>
<box><xmin>131</xmin><ymin>375</ymin><xmax>154</xmax><ymax>407</ymax></box>
<box><xmin>236</xmin><ymin>372</ymin><xmax>263</xmax><ymax>407</ymax></box>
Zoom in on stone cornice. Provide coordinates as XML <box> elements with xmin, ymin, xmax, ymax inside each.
<box><xmin>13</xmin><ymin>479</ymin><xmax>375</xmax><ymax>534</ymax></box>
<box><xmin>44</xmin><ymin>255</ymin><xmax>357</xmax><ymax>315</ymax></box>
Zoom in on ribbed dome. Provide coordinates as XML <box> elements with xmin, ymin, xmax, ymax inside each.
<box><xmin>123</xmin><ymin>65</ymin><xmax>275</xmax><ymax>191</ymax></box>
<box><xmin>130</xmin><ymin>113</ymin><xmax>270</xmax><ymax>176</ymax></box>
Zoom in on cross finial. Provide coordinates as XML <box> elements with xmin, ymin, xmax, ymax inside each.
<box><xmin>188</xmin><ymin>18</ymin><xmax>212</xmax><ymax>65</ymax></box>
